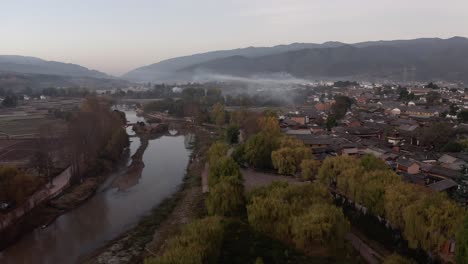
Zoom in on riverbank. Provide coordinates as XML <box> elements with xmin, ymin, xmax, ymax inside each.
<box><xmin>84</xmin><ymin>127</ymin><xmax>213</xmax><ymax>264</ymax></box>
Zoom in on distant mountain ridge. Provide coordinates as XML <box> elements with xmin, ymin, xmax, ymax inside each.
<box><xmin>124</xmin><ymin>37</ymin><xmax>468</xmax><ymax>83</ymax></box>
<box><xmin>0</xmin><ymin>55</ymin><xmax>112</xmax><ymax>79</ymax></box>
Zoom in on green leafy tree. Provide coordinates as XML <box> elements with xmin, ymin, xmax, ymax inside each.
<box><xmin>300</xmin><ymin>159</ymin><xmax>321</xmax><ymax>181</ymax></box>
<box><xmin>384</xmin><ymin>182</ymin><xmax>429</xmax><ymax>229</ymax></box>
<box><xmin>208</xmin><ymin>157</ymin><xmax>242</xmax><ymax>187</ymax></box>
<box><xmin>145</xmin><ymin>216</ymin><xmax>225</xmax><ymax>264</ymax></box>
<box><xmin>317</xmin><ymin>156</ymin><xmax>360</xmax><ymax>187</ymax></box>
<box><xmin>331</xmin><ymin>96</ymin><xmax>353</xmax><ymax>119</ymax></box>
<box><xmin>206</xmin><ymin>176</ymin><xmax>245</xmax><ymax>217</ymax></box>
<box><xmin>419</xmin><ymin>122</ymin><xmax>453</xmax><ymax>150</ymax></box>
<box><xmin>244</xmin><ymin>132</ymin><xmax>279</xmax><ymax>169</ymax></box>
<box><xmin>402</xmin><ymin>193</ymin><xmax>464</xmax><ymax>253</ymax></box>
<box><xmin>207</xmin><ymin>142</ymin><xmax>229</xmax><ymax>165</ymax></box>
<box><xmin>290</xmin><ymin>204</ymin><xmax>350</xmax><ymax>252</ymax></box>
<box><xmin>225</xmin><ymin>125</ymin><xmax>240</xmax><ymax>144</ymax></box>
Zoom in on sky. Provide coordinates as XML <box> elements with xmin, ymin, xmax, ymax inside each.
<box><xmin>1</xmin><ymin>0</ymin><xmax>468</xmax><ymax>76</ymax></box>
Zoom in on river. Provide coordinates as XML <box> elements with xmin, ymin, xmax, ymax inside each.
<box><xmin>0</xmin><ymin>107</ymin><xmax>193</xmax><ymax>264</ymax></box>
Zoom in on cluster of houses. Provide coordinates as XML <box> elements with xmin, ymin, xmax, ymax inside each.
<box><xmin>280</xmin><ymin>83</ymin><xmax>468</xmax><ymax>194</ymax></box>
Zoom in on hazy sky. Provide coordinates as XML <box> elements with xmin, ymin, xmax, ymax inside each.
<box><xmin>1</xmin><ymin>0</ymin><xmax>468</xmax><ymax>75</ymax></box>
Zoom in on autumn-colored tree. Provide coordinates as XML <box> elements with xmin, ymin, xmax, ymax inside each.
<box><xmin>206</xmin><ymin>176</ymin><xmax>245</xmax><ymax>217</ymax></box>
<box><xmin>300</xmin><ymin>159</ymin><xmax>321</xmax><ymax>181</ymax></box>
<box><xmin>257</xmin><ymin>115</ymin><xmax>280</xmax><ymax>136</ymax></box>
<box><xmin>0</xmin><ymin>165</ymin><xmax>42</xmax><ymax>204</ymax></box>
<box><xmin>145</xmin><ymin>216</ymin><xmax>225</xmax><ymax>264</ymax></box>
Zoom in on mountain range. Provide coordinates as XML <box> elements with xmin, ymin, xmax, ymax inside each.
<box><xmin>0</xmin><ymin>55</ymin><xmax>111</xmax><ymax>79</ymax></box>
<box><xmin>124</xmin><ymin>37</ymin><xmax>468</xmax><ymax>83</ymax></box>
<box><xmin>2</xmin><ymin>37</ymin><xmax>468</xmax><ymax>84</ymax></box>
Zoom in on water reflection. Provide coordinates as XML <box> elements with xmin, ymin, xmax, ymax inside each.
<box><xmin>0</xmin><ymin>109</ymin><xmax>193</xmax><ymax>264</ymax></box>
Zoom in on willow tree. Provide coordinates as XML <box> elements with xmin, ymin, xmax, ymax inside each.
<box><xmin>272</xmin><ymin>136</ymin><xmax>312</xmax><ymax>176</ymax></box>
<box><xmin>300</xmin><ymin>159</ymin><xmax>321</xmax><ymax>181</ymax></box>
<box><xmin>244</xmin><ymin>132</ymin><xmax>279</xmax><ymax>170</ymax></box>
<box><xmin>384</xmin><ymin>183</ymin><xmax>429</xmax><ymax>229</ymax></box>
<box><xmin>207</xmin><ymin>141</ymin><xmax>229</xmax><ymax>165</ymax></box>
<box><xmin>206</xmin><ymin>176</ymin><xmax>245</xmax><ymax>217</ymax></box>
<box><xmin>317</xmin><ymin>156</ymin><xmax>360</xmax><ymax>187</ymax></box>
<box><xmin>402</xmin><ymin>193</ymin><xmax>464</xmax><ymax>253</ymax></box>
<box><xmin>247</xmin><ymin>182</ymin><xmax>338</xmax><ymax>248</ymax></box>
<box><xmin>145</xmin><ymin>216</ymin><xmax>225</xmax><ymax>264</ymax></box>
<box><xmin>208</xmin><ymin>156</ymin><xmax>242</xmax><ymax>187</ymax></box>
<box><xmin>290</xmin><ymin>204</ymin><xmax>350</xmax><ymax>252</ymax></box>
<box><xmin>356</xmin><ymin>170</ymin><xmax>401</xmax><ymax>216</ymax></box>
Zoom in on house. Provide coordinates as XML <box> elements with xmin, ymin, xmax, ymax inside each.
<box><xmin>396</xmin><ymin>158</ymin><xmax>420</xmax><ymax>174</ymax></box>
<box><xmin>422</xmin><ymin>165</ymin><xmax>462</xmax><ymax>180</ymax></box>
<box><xmin>438</xmin><ymin>154</ymin><xmax>466</xmax><ymax>171</ymax></box>
<box><xmin>315</xmin><ymin>102</ymin><xmax>331</xmax><ymax>111</ymax></box>
<box><xmin>427</xmin><ymin>179</ymin><xmax>458</xmax><ymax>192</ymax></box>
<box><xmin>290</xmin><ymin>116</ymin><xmax>306</xmax><ymax>125</ymax></box>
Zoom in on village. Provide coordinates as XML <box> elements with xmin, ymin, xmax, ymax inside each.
<box><xmin>274</xmin><ymin>81</ymin><xmax>468</xmax><ymax>195</ymax></box>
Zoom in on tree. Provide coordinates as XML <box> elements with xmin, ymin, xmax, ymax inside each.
<box><xmin>244</xmin><ymin>132</ymin><xmax>279</xmax><ymax>169</ymax></box>
<box><xmin>441</xmin><ymin>141</ymin><xmax>464</xmax><ymax>152</ymax></box>
<box><xmin>208</xmin><ymin>157</ymin><xmax>242</xmax><ymax>187</ymax></box>
<box><xmin>207</xmin><ymin>142</ymin><xmax>229</xmax><ymax>165</ymax></box>
<box><xmin>326</xmin><ymin>116</ymin><xmax>337</xmax><ymax>131</ymax></box>
<box><xmin>402</xmin><ymin>193</ymin><xmax>464</xmax><ymax>253</ymax></box>
<box><xmin>419</xmin><ymin>123</ymin><xmax>453</xmax><ymax>150</ymax></box>
<box><xmin>300</xmin><ymin>159</ymin><xmax>321</xmax><ymax>181</ymax></box>
<box><xmin>0</xmin><ymin>165</ymin><xmax>42</xmax><ymax>205</ymax></box>
<box><xmin>383</xmin><ymin>254</ymin><xmax>416</xmax><ymax>264</ymax></box>
<box><xmin>456</xmin><ymin>214</ymin><xmax>468</xmax><ymax>264</ymax></box>
<box><xmin>271</xmin><ymin>148</ymin><xmax>297</xmax><ymax>175</ymax></box>
<box><xmin>146</xmin><ymin>216</ymin><xmax>225</xmax><ymax>264</ymax></box>
<box><xmin>225</xmin><ymin>125</ymin><xmax>240</xmax><ymax>144</ymax></box>
<box><xmin>2</xmin><ymin>95</ymin><xmax>18</xmax><ymax>107</ymax></box>
<box><xmin>247</xmin><ymin>182</ymin><xmax>347</xmax><ymax>252</ymax></box>
<box><xmin>317</xmin><ymin>156</ymin><xmax>360</xmax><ymax>187</ymax></box>
<box><xmin>359</xmin><ymin>154</ymin><xmax>389</xmax><ymax>171</ymax></box>
<box><xmin>271</xmin><ymin>137</ymin><xmax>312</xmax><ymax>176</ymax></box>
<box><xmin>211</xmin><ymin>103</ymin><xmax>226</xmax><ymax>126</ymax></box>
<box><xmin>425</xmin><ymin>82</ymin><xmax>439</xmax><ymax>89</ymax></box>
<box><xmin>331</xmin><ymin>96</ymin><xmax>353</xmax><ymax>119</ymax></box>
<box><xmin>257</xmin><ymin>115</ymin><xmax>280</xmax><ymax>136</ymax></box>
<box><xmin>384</xmin><ymin>182</ymin><xmax>429</xmax><ymax>229</ymax></box>
<box><xmin>206</xmin><ymin>176</ymin><xmax>245</xmax><ymax>217</ymax></box>
<box><xmin>290</xmin><ymin>204</ymin><xmax>350</xmax><ymax>252</ymax></box>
